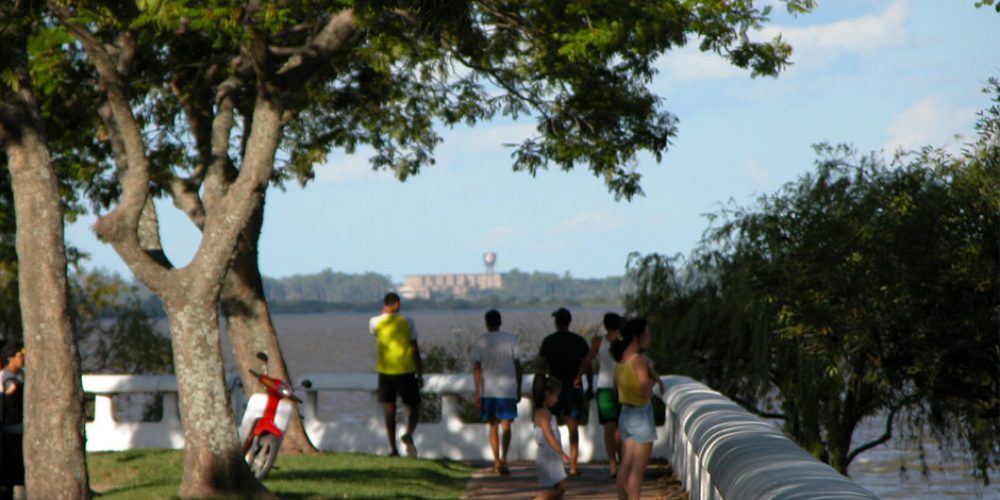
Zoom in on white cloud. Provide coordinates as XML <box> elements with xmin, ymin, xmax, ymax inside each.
<box><xmin>656</xmin><ymin>1</ymin><xmax>910</xmax><ymax>84</ymax></box>
<box><xmin>313</xmin><ymin>153</ymin><xmax>392</xmax><ymax>184</ymax></box>
<box><xmin>884</xmin><ymin>97</ymin><xmax>974</xmax><ymax>154</ymax></box>
<box><xmin>448</xmin><ymin>123</ymin><xmax>538</xmax><ymax>153</ymax></box>
<box><xmin>760</xmin><ymin>0</ymin><xmax>909</xmax><ymax>58</ymax></box>
<box><xmin>660</xmin><ymin>49</ymin><xmax>747</xmax><ymax>82</ymax></box>
<box><xmin>557</xmin><ymin>211</ymin><xmax>623</xmax><ymax>232</ymax></box>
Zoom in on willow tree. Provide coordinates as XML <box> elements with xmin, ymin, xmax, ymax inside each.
<box><xmin>49</xmin><ymin>0</ymin><xmax>815</xmax><ymax>496</ymax></box>
<box><xmin>627</xmin><ymin>84</ymin><xmax>1000</xmax><ymax>477</ymax></box>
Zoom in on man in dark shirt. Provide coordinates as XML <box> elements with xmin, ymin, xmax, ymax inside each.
<box><xmin>537</xmin><ymin>307</ymin><xmax>591</xmax><ymax>476</ymax></box>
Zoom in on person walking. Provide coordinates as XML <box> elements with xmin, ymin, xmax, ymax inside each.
<box><xmin>536</xmin><ymin>307</ymin><xmax>590</xmax><ymax>476</ymax></box>
<box><xmin>532</xmin><ymin>375</ymin><xmax>570</xmax><ymax>500</ymax></box>
<box><xmin>612</xmin><ymin>317</ymin><xmax>665</xmax><ymax>500</ymax></box>
<box><xmin>573</xmin><ymin>312</ymin><xmax>623</xmax><ymax>477</ymax></box>
<box><xmin>0</xmin><ymin>341</ymin><xmax>25</xmax><ymax>500</ymax></box>
<box><xmin>472</xmin><ymin>309</ymin><xmax>523</xmax><ymax>475</ymax></box>
<box><xmin>370</xmin><ymin>292</ymin><xmax>423</xmax><ymax>457</ymax></box>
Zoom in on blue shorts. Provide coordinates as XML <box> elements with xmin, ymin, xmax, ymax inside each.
<box><xmin>481</xmin><ymin>397</ymin><xmax>518</xmax><ymax>421</ymax></box>
<box><xmin>619</xmin><ymin>403</ymin><xmax>656</xmax><ymax>444</ymax></box>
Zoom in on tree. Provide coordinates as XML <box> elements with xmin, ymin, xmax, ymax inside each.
<box><xmin>44</xmin><ymin>0</ymin><xmax>815</xmax><ymax>495</ymax></box>
<box><xmin>0</xmin><ymin>2</ymin><xmax>90</xmax><ymax>497</ymax></box>
<box><xmin>626</xmin><ymin>83</ymin><xmax>1000</xmax><ymax>478</ymax></box>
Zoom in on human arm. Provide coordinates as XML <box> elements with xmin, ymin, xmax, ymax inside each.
<box><xmin>646</xmin><ymin>357</ymin><xmax>665</xmax><ymax>394</ymax></box>
<box><xmin>473</xmin><ymin>361</ymin><xmax>483</xmax><ymax>408</ymax></box>
<box><xmin>534</xmin><ymin>409</ymin><xmax>570</xmax><ymax>463</ymax></box>
<box><xmin>514</xmin><ymin>360</ymin><xmax>523</xmax><ymax>401</ymax></box>
<box><xmin>632</xmin><ymin>355</ymin><xmax>654</xmax><ymax>401</ymax></box>
<box><xmin>411</xmin><ymin>340</ymin><xmax>424</xmax><ymax>388</ymax></box>
<box><xmin>573</xmin><ymin>336</ymin><xmax>601</xmax><ymax>389</ymax></box>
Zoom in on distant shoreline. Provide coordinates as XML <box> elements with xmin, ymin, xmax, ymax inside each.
<box><xmin>266</xmin><ymin>298</ymin><xmax>625</xmax><ymax>315</ymax></box>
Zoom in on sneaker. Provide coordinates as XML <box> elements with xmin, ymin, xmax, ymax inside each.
<box><xmin>401</xmin><ymin>434</ymin><xmax>417</xmax><ymax>458</ymax></box>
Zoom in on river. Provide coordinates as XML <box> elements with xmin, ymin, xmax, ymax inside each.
<box><xmin>214</xmin><ymin>307</ymin><xmax>997</xmax><ymax>499</ymax></box>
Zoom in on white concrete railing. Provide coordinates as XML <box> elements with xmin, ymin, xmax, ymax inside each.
<box><xmin>662</xmin><ymin>375</ymin><xmax>877</xmax><ymax>500</ymax></box>
<box><xmin>295</xmin><ymin>373</ymin><xmax>668</xmax><ymax>461</ymax></box>
<box><xmin>83</xmin><ymin>374</ymin><xmax>876</xmax><ymax>499</ymax></box>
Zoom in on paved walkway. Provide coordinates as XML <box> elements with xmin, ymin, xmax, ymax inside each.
<box><xmin>464</xmin><ymin>460</ymin><xmax>687</xmax><ymax>499</ymax></box>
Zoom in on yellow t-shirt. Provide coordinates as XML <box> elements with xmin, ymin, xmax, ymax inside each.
<box><xmin>370</xmin><ymin>313</ymin><xmax>417</xmax><ymax>375</ymax></box>
<box><xmin>615</xmin><ymin>356</ymin><xmax>649</xmax><ymax>406</ymax></box>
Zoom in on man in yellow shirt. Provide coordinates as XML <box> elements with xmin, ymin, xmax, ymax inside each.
<box><xmin>370</xmin><ymin>292</ymin><xmax>424</xmax><ymax>457</ymax></box>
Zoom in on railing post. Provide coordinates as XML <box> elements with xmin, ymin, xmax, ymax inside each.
<box><xmin>93</xmin><ymin>394</ymin><xmax>114</xmax><ymax>426</ymax></box>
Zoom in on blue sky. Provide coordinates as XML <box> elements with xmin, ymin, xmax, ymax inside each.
<box><xmin>65</xmin><ymin>0</ymin><xmax>1000</xmax><ymax>283</ymax></box>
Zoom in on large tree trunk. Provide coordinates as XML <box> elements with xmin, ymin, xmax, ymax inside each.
<box><xmin>163</xmin><ymin>291</ymin><xmax>267</xmax><ymax>498</ymax></box>
<box><xmin>4</xmin><ymin>102</ymin><xmax>91</xmax><ymax>498</ymax></box>
<box><xmin>221</xmin><ymin>202</ymin><xmax>316</xmax><ymax>454</ymax></box>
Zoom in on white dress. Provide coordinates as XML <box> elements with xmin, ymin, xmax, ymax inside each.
<box><xmin>534</xmin><ymin>414</ymin><xmax>567</xmax><ymax>487</ymax></box>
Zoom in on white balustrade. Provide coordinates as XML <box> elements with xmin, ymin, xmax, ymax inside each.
<box><xmin>81</xmin><ymin>373</ymin><xmax>876</xmax><ymax>499</ymax></box>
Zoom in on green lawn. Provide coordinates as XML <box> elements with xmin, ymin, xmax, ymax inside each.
<box><xmin>88</xmin><ymin>449</ymin><xmax>477</xmax><ymax>499</ymax></box>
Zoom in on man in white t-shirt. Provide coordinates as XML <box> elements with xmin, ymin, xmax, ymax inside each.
<box><xmin>471</xmin><ymin>309</ymin><xmax>522</xmax><ymax>475</ymax></box>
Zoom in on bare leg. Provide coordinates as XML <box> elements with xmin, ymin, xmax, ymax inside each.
<box><xmin>533</xmin><ymin>480</ymin><xmax>566</xmax><ymax>500</ymax></box>
<box><xmin>488</xmin><ymin>420</ymin><xmax>501</xmax><ymax>469</ymax></box>
<box><xmin>383</xmin><ymin>402</ymin><xmax>398</xmax><ymax>455</ymax></box>
<box><xmin>566</xmin><ymin>418</ymin><xmax>579</xmax><ymax>474</ymax></box>
<box><xmin>626</xmin><ymin>442</ymin><xmax>652</xmax><ymax>500</ymax></box>
<box><xmin>499</xmin><ymin>419</ymin><xmax>513</xmax><ymax>467</ymax></box>
<box><xmin>617</xmin><ymin>438</ymin><xmax>634</xmax><ymax>500</ymax></box>
<box><xmin>404</xmin><ymin>401</ymin><xmax>420</xmax><ymax>437</ymax></box>
<box><xmin>603</xmin><ymin>421</ymin><xmax>619</xmax><ymax>476</ymax></box>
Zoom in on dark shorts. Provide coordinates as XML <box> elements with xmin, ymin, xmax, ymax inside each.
<box><xmin>377</xmin><ymin>373</ymin><xmax>421</xmax><ymax>407</ymax></box>
<box><xmin>480</xmin><ymin>397</ymin><xmax>518</xmax><ymax>421</ymax></box>
<box><xmin>551</xmin><ymin>385</ymin><xmax>585</xmax><ymax>420</ymax></box>
<box><xmin>596</xmin><ymin>388</ymin><xmax>621</xmax><ymax>424</ymax></box>
<box><xmin>0</xmin><ymin>432</ymin><xmax>23</xmax><ymax>486</ymax></box>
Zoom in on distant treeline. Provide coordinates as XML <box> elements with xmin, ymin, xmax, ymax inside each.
<box><xmin>131</xmin><ymin>267</ymin><xmax>625</xmax><ymax>315</ymax></box>
<box><xmin>259</xmin><ymin>267</ymin><xmax>625</xmax><ymax>310</ymax></box>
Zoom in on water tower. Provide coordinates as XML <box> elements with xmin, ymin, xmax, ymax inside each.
<box><xmin>483</xmin><ymin>252</ymin><xmax>497</xmax><ymax>274</ymax></box>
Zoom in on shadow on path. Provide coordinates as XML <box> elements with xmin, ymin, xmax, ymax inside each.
<box><xmin>464</xmin><ymin>460</ymin><xmax>687</xmax><ymax>499</ymax></box>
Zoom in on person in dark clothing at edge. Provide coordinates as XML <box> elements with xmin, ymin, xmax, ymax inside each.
<box><xmin>0</xmin><ymin>341</ymin><xmax>25</xmax><ymax>500</ymax></box>
<box><xmin>536</xmin><ymin>308</ymin><xmax>591</xmax><ymax>476</ymax></box>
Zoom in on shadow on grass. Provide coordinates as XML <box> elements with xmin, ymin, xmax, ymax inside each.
<box><xmin>267</xmin><ymin>462</ymin><xmax>470</xmax><ymax>500</ymax></box>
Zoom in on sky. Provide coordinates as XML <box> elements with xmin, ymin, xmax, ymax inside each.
<box><xmin>64</xmin><ymin>0</ymin><xmax>1000</xmax><ymax>284</ymax></box>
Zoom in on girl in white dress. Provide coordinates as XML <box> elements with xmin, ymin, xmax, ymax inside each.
<box><xmin>532</xmin><ymin>375</ymin><xmax>571</xmax><ymax>500</ymax></box>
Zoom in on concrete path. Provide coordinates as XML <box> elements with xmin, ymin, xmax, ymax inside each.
<box><xmin>464</xmin><ymin>461</ymin><xmax>687</xmax><ymax>499</ymax></box>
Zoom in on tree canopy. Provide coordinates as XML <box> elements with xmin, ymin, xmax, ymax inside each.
<box><xmin>626</xmin><ymin>79</ymin><xmax>1000</xmax><ymax>479</ymax></box>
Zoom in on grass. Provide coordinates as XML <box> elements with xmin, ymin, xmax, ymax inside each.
<box><xmin>88</xmin><ymin>449</ymin><xmax>477</xmax><ymax>499</ymax></box>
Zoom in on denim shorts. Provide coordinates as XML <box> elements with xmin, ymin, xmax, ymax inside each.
<box><xmin>618</xmin><ymin>403</ymin><xmax>656</xmax><ymax>444</ymax></box>
<box><xmin>480</xmin><ymin>397</ymin><xmax>518</xmax><ymax>421</ymax></box>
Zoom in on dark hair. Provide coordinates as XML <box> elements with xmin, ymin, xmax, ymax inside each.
<box><xmin>0</xmin><ymin>341</ymin><xmax>23</xmax><ymax>362</ymax></box>
<box><xmin>383</xmin><ymin>292</ymin><xmax>401</xmax><ymax>306</ymax></box>
<box><xmin>602</xmin><ymin>312</ymin><xmax>622</xmax><ymax>332</ymax></box>
<box><xmin>552</xmin><ymin>307</ymin><xmax>571</xmax><ymax>327</ymax></box>
<box><xmin>610</xmin><ymin>316</ymin><xmax>647</xmax><ymax>362</ymax></box>
<box><xmin>532</xmin><ymin>374</ymin><xmax>562</xmax><ymax>410</ymax></box>
<box><xmin>485</xmin><ymin>309</ymin><xmax>502</xmax><ymax>329</ymax></box>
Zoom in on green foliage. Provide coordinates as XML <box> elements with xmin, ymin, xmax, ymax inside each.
<box><xmin>626</xmin><ymin>83</ymin><xmax>1000</xmax><ymax>479</ymax></box>
<box><xmin>468</xmin><ymin>269</ymin><xmax>624</xmax><ymax>306</ymax></box>
<box><xmin>70</xmin><ymin>269</ymin><xmax>172</xmax><ymax>374</ymax></box>
<box><xmin>263</xmin><ymin>269</ymin><xmax>394</xmax><ymax>304</ymax></box>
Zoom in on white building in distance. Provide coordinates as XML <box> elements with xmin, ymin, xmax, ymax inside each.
<box><xmin>399</xmin><ymin>272</ymin><xmax>503</xmax><ymax>300</ymax></box>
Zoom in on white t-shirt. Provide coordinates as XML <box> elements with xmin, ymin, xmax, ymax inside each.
<box><xmin>471</xmin><ymin>330</ymin><xmax>521</xmax><ymax>398</ymax></box>
<box><xmin>595</xmin><ymin>334</ymin><xmax>617</xmax><ymax>389</ymax></box>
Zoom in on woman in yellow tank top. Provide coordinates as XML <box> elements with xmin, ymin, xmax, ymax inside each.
<box><xmin>611</xmin><ymin>317</ymin><xmax>665</xmax><ymax>500</ymax></box>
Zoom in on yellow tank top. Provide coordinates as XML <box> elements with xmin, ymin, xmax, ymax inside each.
<box><xmin>615</xmin><ymin>356</ymin><xmax>649</xmax><ymax>406</ymax></box>
<box><xmin>373</xmin><ymin>314</ymin><xmax>416</xmax><ymax>375</ymax></box>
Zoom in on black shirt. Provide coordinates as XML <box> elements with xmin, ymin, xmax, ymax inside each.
<box><xmin>538</xmin><ymin>330</ymin><xmax>590</xmax><ymax>388</ymax></box>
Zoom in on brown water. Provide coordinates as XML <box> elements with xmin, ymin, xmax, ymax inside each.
<box><xmin>213</xmin><ymin>307</ymin><xmax>997</xmax><ymax>499</ymax></box>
